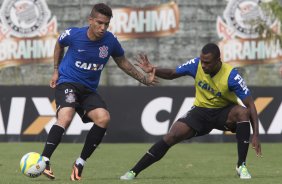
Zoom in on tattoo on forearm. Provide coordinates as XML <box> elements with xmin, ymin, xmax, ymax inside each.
<box><xmin>116</xmin><ymin>57</ymin><xmax>147</xmax><ymax>84</ymax></box>
<box><xmin>125</xmin><ymin>64</ymin><xmax>146</xmax><ymax>83</ymax></box>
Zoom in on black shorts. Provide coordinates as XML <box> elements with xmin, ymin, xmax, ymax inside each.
<box><xmin>177</xmin><ymin>105</ymin><xmax>236</xmax><ymax>136</ymax></box>
<box><xmin>55</xmin><ymin>82</ymin><xmax>107</xmax><ymax>123</ymax></box>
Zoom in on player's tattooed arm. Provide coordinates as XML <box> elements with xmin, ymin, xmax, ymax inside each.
<box><xmin>50</xmin><ymin>41</ymin><xmax>65</xmax><ymax>88</ymax></box>
<box><xmin>113</xmin><ymin>55</ymin><xmax>158</xmax><ymax>86</ymax></box>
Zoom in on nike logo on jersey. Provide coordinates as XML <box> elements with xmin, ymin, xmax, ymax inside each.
<box><xmin>78</xmin><ymin>49</ymin><xmax>86</xmax><ymax>52</ymax></box>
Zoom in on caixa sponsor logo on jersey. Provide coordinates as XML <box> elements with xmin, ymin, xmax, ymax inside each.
<box><xmin>75</xmin><ymin>61</ymin><xmax>104</xmax><ymax>71</ymax></box>
<box><xmin>198</xmin><ymin>80</ymin><xmax>222</xmax><ymax>97</ymax></box>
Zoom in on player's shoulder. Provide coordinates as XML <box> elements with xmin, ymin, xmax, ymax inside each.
<box><xmin>228</xmin><ymin>67</ymin><xmax>246</xmax><ymax>86</ymax></box>
<box><xmin>176</xmin><ymin>57</ymin><xmax>200</xmax><ymax>77</ymax></box>
<box><xmin>59</xmin><ymin>27</ymin><xmax>80</xmax><ymax>41</ymax></box>
<box><xmin>228</xmin><ymin>67</ymin><xmax>239</xmax><ymax>77</ymax></box>
<box><xmin>59</xmin><ymin>27</ymin><xmax>80</xmax><ymax>37</ymax></box>
<box><xmin>179</xmin><ymin>57</ymin><xmax>200</xmax><ymax>68</ymax></box>
<box><xmin>71</xmin><ymin>26</ymin><xmax>87</xmax><ymax>34</ymax></box>
<box><xmin>221</xmin><ymin>62</ymin><xmax>235</xmax><ymax>75</ymax></box>
<box><xmin>192</xmin><ymin>57</ymin><xmax>200</xmax><ymax>63</ymax></box>
<box><xmin>65</xmin><ymin>26</ymin><xmax>88</xmax><ymax>35</ymax></box>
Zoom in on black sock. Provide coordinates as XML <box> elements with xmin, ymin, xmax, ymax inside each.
<box><xmin>80</xmin><ymin>124</ymin><xmax>106</xmax><ymax>161</ymax></box>
<box><xmin>42</xmin><ymin>124</ymin><xmax>65</xmax><ymax>159</ymax></box>
<box><xmin>236</xmin><ymin>121</ymin><xmax>250</xmax><ymax>167</ymax></box>
<box><xmin>131</xmin><ymin>139</ymin><xmax>170</xmax><ymax>176</ymax></box>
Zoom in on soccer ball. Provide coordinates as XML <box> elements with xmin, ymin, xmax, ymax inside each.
<box><xmin>20</xmin><ymin>152</ymin><xmax>46</xmax><ymax>178</ymax></box>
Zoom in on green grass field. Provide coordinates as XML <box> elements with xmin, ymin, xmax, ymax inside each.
<box><xmin>0</xmin><ymin>143</ymin><xmax>281</xmax><ymax>184</ymax></box>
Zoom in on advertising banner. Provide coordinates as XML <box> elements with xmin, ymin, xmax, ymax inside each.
<box><xmin>0</xmin><ymin>0</ymin><xmax>58</xmax><ymax>69</ymax></box>
<box><xmin>0</xmin><ymin>86</ymin><xmax>281</xmax><ymax>142</ymax></box>
<box><xmin>217</xmin><ymin>0</ymin><xmax>282</xmax><ymax>66</ymax></box>
<box><xmin>110</xmin><ymin>2</ymin><xmax>179</xmax><ymax>40</ymax></box>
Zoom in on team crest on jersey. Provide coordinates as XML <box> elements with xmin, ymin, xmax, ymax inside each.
<box><xmin>65</xmin><ymin>93</ymin><xmax>76</xmax><ymax>103</ymax></box>
<box><xmin>99</xmin><ymin>45</ymin><xmax>108</xmax><ymax>58</ymax></box>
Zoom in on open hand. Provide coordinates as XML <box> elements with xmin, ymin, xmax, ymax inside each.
<box><xmin>144</xmin><ymin>67</ymin><xmax>159</xmax><ymax>86</ymax></box>
<box><xmin>135</xmin><ymin>53</ymin><xmax>155</xmax><ymax>73</ymax></box>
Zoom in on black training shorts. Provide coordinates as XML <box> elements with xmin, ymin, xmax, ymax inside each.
<box><xmin>55</xmin><ymin>82</ymin><xmax>107</xmax><ymax>122</ymax></box>
<box><xmin>177</xmin><ymin>105</ymin><xmax>236</xmax><ymax>136</ymax></box>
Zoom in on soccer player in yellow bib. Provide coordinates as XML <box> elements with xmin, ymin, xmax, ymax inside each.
<box><xmin>120</xmin><ymin>43</ymin><xmax>262</xmax><ymax>180</ymax></box>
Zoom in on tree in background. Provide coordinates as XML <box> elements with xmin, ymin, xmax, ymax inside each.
<box><xmin>260</xmin><ymin>0</ymin><xmax>282</xmax><ymax>76</ymax></box>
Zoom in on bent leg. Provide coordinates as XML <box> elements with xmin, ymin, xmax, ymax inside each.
<box><xmin>227</xmin><ymin>105</ymin><xmax>251</xmax><ymax>167</ymax></box>
<box><xmin>71</xmin><ymin>108</ymin><xmax>110</xmax><ymax>181</ymax></box>
<box><xmin>130</xmin><ymin>121</ymin><xmax>195</xmax><ymax>176</ymax></box>
<box><xmin>164</xmin><ymin>121</ymin><xmax>196</xmax><ymax>146</ymax></box>
<box><xmin>42</xmin><ymin>107</ymin><xmax>75</xmax><ymax>159</ymax></box>
<box><xmin>79</xmin><ymin>108</ymin><xmax>110</xmax><ymax>161</ymax></box>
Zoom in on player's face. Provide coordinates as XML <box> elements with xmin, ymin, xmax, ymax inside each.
<box><xmin>88</xmin><ymin>12</ymin><xmax>111</xmax><ymax>39</ymax></box>
<box><xmin>200</xmin><ymin>52</ymin><xmax>221</xmax><ymax>74</ymax></box>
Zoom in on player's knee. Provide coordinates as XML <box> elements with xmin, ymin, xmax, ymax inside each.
<box><xmin>163</xmin><ymin>132</ymin><xmax>181</xmax><ymax>146</ymax></box>
<box><xmin>56</xmin><ymin>107</ymin><xmax>75</xmax><ymax>128</ymax></box>
<box><xmin>57</xmin><ymin>115</ymin><xmax>73</xmax><ymax>128</ymax></box>
<box><xmin>236</xmin><ymin>108</ymin><xmax>250</xmax><ymax>122</ymax></box>
<box><xmin>87</xmin><ymin>109</ymin><xmax>110</xmax><ymax>128</ymax></box>
<box><xmin>98</xmin><ymin>114</ymin><xmax>110</xmax><ymax>125</ymax></box>
<box><xmin>93</xmin><ymin>112</ymin><xmax>110</xmax><ymax>128</ymax></box>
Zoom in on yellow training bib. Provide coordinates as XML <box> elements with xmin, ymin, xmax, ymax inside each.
<box><xmin>194</xmin><ymin>61</ymin><xmax>238</xmax><ymax>108</ymax></box>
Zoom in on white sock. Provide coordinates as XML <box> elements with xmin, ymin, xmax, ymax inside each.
<box><xmin>43</xmin><ymin>156</ymin><xmax>49</xmax><ymax>162</ymax></box>
<box><xmin>75</xmin><ymin>157</ymin><xmax>86</xmax><ymax>166</ymax></box>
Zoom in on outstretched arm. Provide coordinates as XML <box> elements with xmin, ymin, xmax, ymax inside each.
<box><xmin>113</xmin><ymin>55</ymin><xmax>158</xmax><ymax>86</ymax></box>
<box><xmin>242</xmin><ymin>96</ymin><xmax>262</xmax><ymax>157</ymax></box>
<box><xmin>50</xmin><ymin>41</ymin><xmax>65</xmax><ymax>88</ymax></box>
<box><xmin>135</xmin><ymin>54</ymin><xmax>183</xmax><ymax>80</ymax></box>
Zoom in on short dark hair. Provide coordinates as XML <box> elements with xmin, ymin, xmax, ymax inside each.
<box><xmin>201</xmin><ymin>43</ymin><xmax>220</xmax><ymax>59</ymax></box>
<box><xmin>90</xmin><ymin>3</ymin><xmax>112</xmax><ymax>18</ymax></box>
